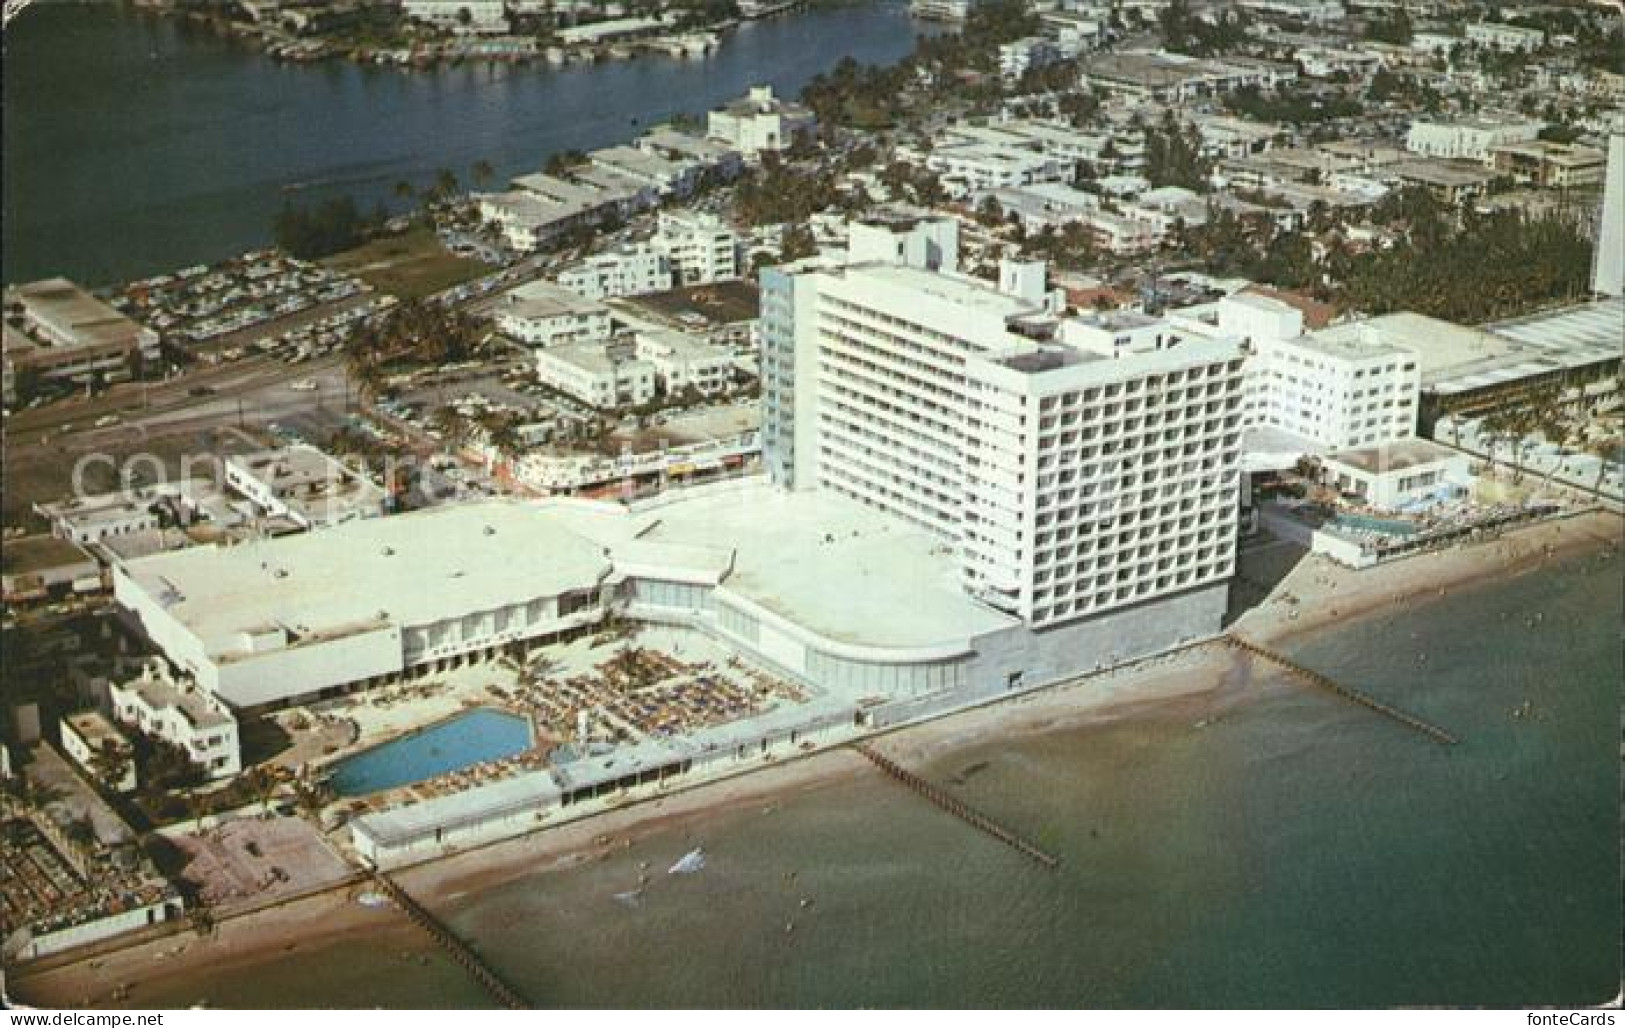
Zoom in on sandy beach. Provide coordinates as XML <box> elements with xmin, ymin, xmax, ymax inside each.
<box><xmin>11</xmin><ymin>508</ymin><xmax>1620</xmax><ymax>1009</ymax></box>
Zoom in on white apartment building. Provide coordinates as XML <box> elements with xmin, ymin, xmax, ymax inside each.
<box><xmin>909</xmin><ymin>0</ymin><xmax>982</xmax><ymax>19</ymax></box>
<box><xmin>589</xmin><ymin>146</ymin><xmax>703</xmax><ymax>199</ymax></box>
<box><xmin>110</xmin><ymin>660</ymin><xmax>240</xmax><ymax>780</ymax></box>
<box><xmin>224</xmin><ymin>445</ymin><xmax>387</xmax><ymax>530</ymax></box>
<box><xmin>1405</xmin><ymin>117</ymin><xmax>1543</xmax><ymax>163</ymax></box>
<box><xmin>847</xmin><ymin>211</ymin><xmax>961</xmax><ymax>270</ymax></box>
<box><xmin>760</xmin><ymin>217</ymin><xmax>1245</xmax><ymax>632</ymax></box>
<box><xmin>495</xmin><ymin>280</ymin><xmax>614</xmax><ymax>347</ymax></box>
<box><xmin>401</xmin><ymin>0</ymin><xmax>508</xmax><ymax>32</ymax></box>
<box><xmin>557</xmin><ymin>246</ymin><xmax>673</xmax><ymax>300</ymax></box>
<box><xmin>922</xmin><ymin>143</ymin><xmax>1066</xmax><ymax>197</ymax></box>
<box><xmin>652</xmin><ymin>211</ymin><xmax>740</xmax><ymax>285</ymax></box>
<box><xmin>999</xmin><ymin>37</ymin><xmax>1063</xmax><ymax>80</ymax></box>
<box><xmin>535</xmin><ymin>341</ymin><xmax>658</xmax><ymax>409</ymax></box>
<box><xmin>634</xmin><ymin>330</ymin><xmax>734</xmax><ymax>396</ymax></box>
<box><xmin>1465</xmin><ymin>21</ymin><xmax>1545</xmax><ymax>52</ymax></box>
<box><xmin>706</xmin><ymin>85</ymin><xmax>817</xmax><ymax>159</ymax></box>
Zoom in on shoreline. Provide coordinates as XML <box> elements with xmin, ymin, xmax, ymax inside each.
<box><xmin>10</xmin><ymin>509</ymin><xmax>1620</xmax><ymax>1009</ymax></box>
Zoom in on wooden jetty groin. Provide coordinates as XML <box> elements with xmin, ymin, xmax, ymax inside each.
<box><xmin>1227</xmin><ymin>635</ymin><xmax>1459</xmax><ymax>746</ymax></box>
<box><xmin>369</xmin><ymin>871</ymin><xmax>531</xmax><ymax>1009</ymax></box>
<box><xmin>855</xmin><ymin>744</ymin><xmax>1060</xmax><ymax>870</ymax></box>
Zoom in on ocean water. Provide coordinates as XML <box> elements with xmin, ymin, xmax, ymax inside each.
<box><xmin>436</xmin><ymin>550</ymin><xmax>1621</xmax><ymax>1008</ymax></box>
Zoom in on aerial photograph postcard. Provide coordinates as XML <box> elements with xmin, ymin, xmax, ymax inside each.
<box><xmin>1</xmin><ymin>0</ymin><xmax>1620</xmax><ymax>1014</ymax></box>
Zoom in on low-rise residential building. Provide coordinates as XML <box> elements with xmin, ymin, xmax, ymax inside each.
<box><xmin>401</xmin><ymin>0</ymin><xmax>508</xmax><ymax>33</ymax></box>
<box><xmin>1390</xmin><ymin>158</ymin><xmax>1499</xmax><ymax>205</ymax></box>
<box><xmin>224</xmin><ymin>445</ymin><xmax>387</xmax><ymax>530</ymax></box>
<box><xmin>921</xmin><ymin>142</ymin><xmax>1066</xmax><ymax>196</ymax></box>
<box><xmin>637</xmin><ymin>128</ymin><xmax>745</xmax><ymax>181</ymax></box>
<box><xmin>60</xmin><ymin>712</ymin><xmax>137</xmax><ymax>794</ymax></box>
<box><xmin>590</xmin><ymin>145</ymin><xmax>703</xmax><ymax>199</ymax></box>
<box><xmin>1</xmin><ymin>535</ymin><xmax>100</xmax><ymax>603</ymax></box>
<box><xmin>495</xmin><ymin>280</ymin><xmax>614</xmax><ymax>347</ymax></box>
<box><xmin>1039</xmin><ymin>11</ymin><xmax>1104</xmax><ymax>53</ymax></box>
<box><xmin>1464</xmin><ymin>21</ymin><xmax>1545</xmax><ymax>52</ymax></box>
<box><xmin>1405</xmin><ymin>117</ymin><xmax>1543</xmax><ymax>163</ymax></box>
<box><xmin>706</xmin><ymin>85</ymin><xmax>816</xmax><ymax>159</ymax></box>
<box><xmin>999</xmin><ymin>37</ymin><xmax>1064</xmax><ymax>80</ymax></box>
<box><xmin>536</xmin><ymin>341</ymin><xmax>658</xmax><ymax>409</ymax></box>
<box><xmin>651</xmin><ymin>211</ymin><xmax>741</xmax><ymax>285</ymax></box>
<box><xmin>1489</xmin><ymin>141</ymin><xmax>1607</xmax><ymax>190</ymax></box>
<box><xmin>109</xmin><ymin>661</ymin><xmax>240</xmax><ymax>781</ymax></box>
<box><xmin>909</xmin><ymin>0</ymin><xmax>983</xmax><ymax>20</ymax></box>
<box><xmin>634</xmin><ymin>329</ymin><xmax>735</xmax><ymax>396</ymax></box>
<box><xmin>1079</xmin><ymin>51</ymin><xmax>1297</xmax><ymax>104</ymax></box>
<box><xmin>1295</xmin><ymin>46</ymin><xmax>1385</xmax><ymax>79</ymax></box>
<box><xmin>4</xmin><ymin>278</ymin><xmax>162</xmax><ymax>405</ymax></box>
<box><xmin>557</xmin><ymin>246</ymin><xmax>673</xmax><ymax>300</ymax></box>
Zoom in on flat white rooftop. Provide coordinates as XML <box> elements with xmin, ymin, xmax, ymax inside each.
<box><xmin>542</xmin><ymin>481</ymin><xmax>1018</xmax><ymax>650</ymax></box>
<box><xmin>122</xmin><ymin>502</ymin><xmax>613</xmax><ymax>659</ymax></box>
<box><xmin>124</xmin><ymin>482</ymin><xmax>1018</xmax><ymax>665</ymax></box>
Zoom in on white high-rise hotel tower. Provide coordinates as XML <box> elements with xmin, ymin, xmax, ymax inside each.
<box><xmin>761</xmin><ymin>215</ymin><xmax>1246</xmax><ymax>637</ymax></box>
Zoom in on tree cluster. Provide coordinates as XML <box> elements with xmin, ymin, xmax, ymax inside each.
<box><xmin>1158</xmin><ymin>0</ymin><xmax>1251</xmax><ymax>56</ymax></box>
<box><xmin>1225</xmin><ymin>84</ymin><xmax>1364</xmax><ymax>125</ymax></box>
<box><xmin>273</xmin><ymin>196</ymin><xmax>368</xmax><ymax>260</ymax></box>
<box><xmin>733</xmin><ymin>156</ymin><xmax>841</xmax><ymax>226</ymax></box>
<box><xmin>1143</xmin><ymin>110</ymin><xmax>1211</xmax><ymax>192</ymax></box>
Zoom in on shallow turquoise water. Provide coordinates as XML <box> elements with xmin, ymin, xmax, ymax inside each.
<box><xmin>330</xmin><ymin>708</ymin><xmax>532</xmax><ymax>796</ymax></box>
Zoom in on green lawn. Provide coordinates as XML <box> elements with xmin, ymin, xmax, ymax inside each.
<box><xmin>325</xmin><ymin>226</ymin><xmax>492</xmax><ymax>301</ymax></box>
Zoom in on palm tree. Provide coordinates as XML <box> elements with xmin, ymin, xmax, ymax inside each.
<box><xmin>246</xmin><ymin>765</ymin><xmax>278</xmax><ymax>818</ymax></box>
<box><xmin>430</xmin><ymin>405</ymin><xmax>471</xmax><ymax>450</ymax></box>
<box><xmin>478</xmin><ymin>411</ymin><xmax>524</xmax><ymax>467</ymax></box>
<box><xmin>433</xmin><ymin>167</ymin><xmax>460</xmax><ymax>202</ymax></box>
<box><xmin>185</xmin><ymin>791</ymin><xmax>209</xmax><ymax>835</ymax></box>
<box><xmin>393</xmin><ymin>180</ymin><xmax>416</xmax><ymax>203</ymax></box>
<box><xmin>291</xmin><ymin>778</ymin><xmax>332</xmax><ymax>826</ymax></box>
<box><xmin>471</xmin><ymin>159</ymin><xmax>495</xmax><ymax>190</ymax></box>
<box><xmin>89</xmin><ymin>741</ymin><xmax>133</xmax><ymax>793</ymax></box>
<box><xmin>349</xmin><ymin>358</ymin><xmax>385</xmax><ymax>409</ymax></box>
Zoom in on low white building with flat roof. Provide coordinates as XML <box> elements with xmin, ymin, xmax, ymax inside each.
<box><xmin>495</xmin><ymin>280</ymin><xmax>613</xmax><ymax>348</ymax></box>
<box><xmin>60</xmin><ymin>712</ymin><xmax>137</xmax><ymax>793</ymax></box>
<box><xmin>401</xmin><ymin>0</ymin><xmax>507</xmax><ymax>33</ymax></box>
<box><xmin>113</xmin><ymin>502</ymin><xmax>620</xmax><ymax>710</ymax></box>
<box><xmin>1465</xmin><ymin>21</ymin><xmax>1545</xmax><ymax>52</ymax></box>
<box><xmin>1405</xmin><ymin>117</ymin><xmax>1543</xmax><ymax>163</ymax></box>
<box><xmin>1320</xmin><ymin>439</ymin><xmax>1471</xmax><ymax>512</ymax></box>
<box><xmin>557</xmin><ymin>246</ymin><xmax>673</xmax><ymax>301</ymax></box>
<box><xmin>535</xmin><ymin>341</ymin><xmax>658</xmax><ymax>409</ymax></box>
<box><xmin>4</xmin><ymin>278</ymin><xmax>161</xmax><ymax>404</ymax></box>
<box><xmin>634</xmin><ymin>329</ymin><xmax>734</xmax><ymax>397</ymax></box>
<box><xmin>224</xmin><ymin>445</ymin><xmax>386</xmax><ymax>530</ymax></box>
<box><xmin>110</xmin><ymin>660</ymin><xmax>240</xmax><ymax>780</ymax></box>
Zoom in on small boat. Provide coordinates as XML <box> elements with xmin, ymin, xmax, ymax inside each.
<box><xmin>668</xmin><ymin>847</ymin><xmax>706</xmax><ymax>875</ymax></box>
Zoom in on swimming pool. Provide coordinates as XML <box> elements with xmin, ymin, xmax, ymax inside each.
<box><xmin>329</xmin><ymin>708</ymin><xmax>533</xmax><ymax>797</ymax></box>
